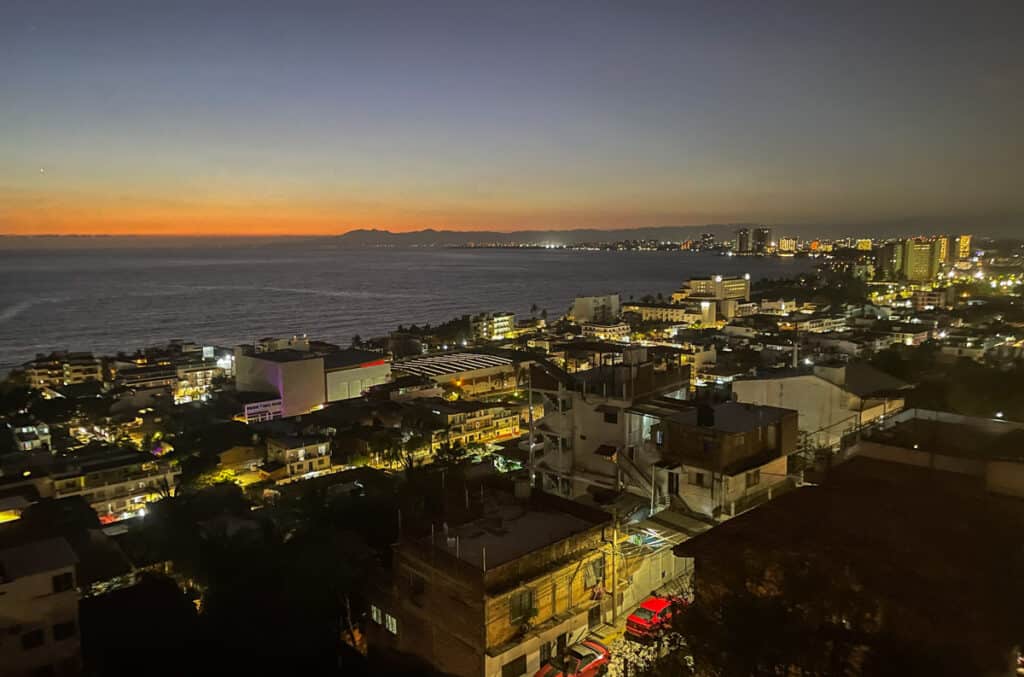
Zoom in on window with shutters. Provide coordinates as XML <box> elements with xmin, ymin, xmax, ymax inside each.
<box><xmin>509</xmin><ymin>588</ymin><xmax>534</xmax><ymax>624</ymax></box>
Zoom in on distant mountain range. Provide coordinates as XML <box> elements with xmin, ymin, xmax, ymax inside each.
<box><xmin>1</xmin><ymin>214</ymin><xmax>1020</xmax><ymax>249</ymax></box>
<box><xmin>332</xmin><ymin>217</ymin><xmax>1022</xmax><ymax>247</ymax></box>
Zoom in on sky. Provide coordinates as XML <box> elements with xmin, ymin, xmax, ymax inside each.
<box><xmin>1</xmin><ymin>0</ymin><xmax>1022</xmax><ymax>236</ymax></box>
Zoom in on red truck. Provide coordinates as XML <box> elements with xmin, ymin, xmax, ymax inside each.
<box><xmin>625</xmin><ymin>594</ymin><xmax>687</xmax><ymax>641</ymax></box>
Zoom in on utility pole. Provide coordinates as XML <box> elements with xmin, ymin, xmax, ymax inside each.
<box><xmin>611</xmin><ymin>509</ymin><xmax>619</xmax><ymax>624</ymax></box>
<box><xmin>527</xmin><ymin>366</ymin><xmax>535</xmax><ymax>485</ymax></box>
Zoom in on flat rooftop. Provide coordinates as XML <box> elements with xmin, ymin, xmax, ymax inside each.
<box><xmin>247</xmin><ymin>349</ymin><xmax>318</xmax><ymax>364</ymax></box>
<box><xmin>323</xmin><ymin>349</ymin><xmax>389</xmax><ymax>370</ymax></box>
<box><xmin>633</xmin><ymin>400</ymin><xmax>792</xmax><ymax>433</ymax></box>
<box><xmin>0</xmin><ymin>536</ymin><xmax>77</xmax><ymax>582</ymax></box>
<box><xmin>393</xmin><ymin>352</ymin><xmax>513</xmax><ymax>378</ymax></box>
<box><xmin>422</xmin><ymin>489</ymin><xmax>608</xmax><ymax>570</ymax></box>
<box><xmin>864</xmin><ymin>416</ymin><xmax>1024</xmax><ymax>461</ymax></box>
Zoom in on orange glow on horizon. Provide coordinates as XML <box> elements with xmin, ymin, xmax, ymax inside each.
<box><xmin>0</xmin><ymin>191</ymin><xmax>733</xmax><ymax>237</ymax></box>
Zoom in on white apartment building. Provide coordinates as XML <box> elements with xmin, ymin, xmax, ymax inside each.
<box><xmin>471</xmin><ymin>312</ymin><xmax>516</xmax><ymax>341</ymax></box>
<box><xmin>732</xmin><ymin>362</ymin><xmax>909</xmax><ymax>451</ymax></box>
<box><xmin>265</xmin><ymin>435</ymin><xmax>332</xmax><ymax>480</ymax></box>
<box><xmin>23</xmin><ymin>352</ymin><xmax>103</xmax><ymax>389</ymax></box>
<box><xmin>51</xmin><ymin>450</ymin><xmax>181</xmax><ymax>522</ymax></box>
<box><xmin>580</xmin><ymin>322</ymin><xmax>632</xmax><ymax>342</ymax></box>
<box><xmin>674</xmin><ymin>275</ymin><xmax>751</xmax><ymax>302</ymax></box>
<box><xmin>621</xmin><ymin>301</ymin><xmax>716</xmax><ymax>325</ymax></box>
<box><xmin>571</xmin><ymin>294</ymin><xmax>621</xmax><ymax>324</ymax></box>
<box><xmin>0</xmin><ymin>537</ymin><xmax>81</xmax><ymax>677</ymax></box>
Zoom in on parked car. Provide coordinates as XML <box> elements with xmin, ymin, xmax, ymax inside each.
<box><xmin>534</xmin><ymin>639</ymin><xmax>611</xmax><ymax>677</ymax></box>
<box><xmin>625</xmin><ymin>594</ymin><xmax>687</xmax><ymax>641</ymax></box>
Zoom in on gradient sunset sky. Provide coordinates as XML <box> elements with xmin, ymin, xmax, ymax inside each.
<box><xmin>2</xmin><ymin>0</ymin><xmax>1022</xmax><ymax>236</ymax></box>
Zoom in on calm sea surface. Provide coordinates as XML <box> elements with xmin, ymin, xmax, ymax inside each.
<box><xmin>0</xmin><ymin>245</ymin><xmax>814</xmax><ymax>370</ymax></box>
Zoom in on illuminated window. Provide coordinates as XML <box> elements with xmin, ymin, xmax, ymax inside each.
<box><xmin>370</xmin><ymin>605</ymin><xmax>382</xmax><ymax>624</ymax></box>
<box><xmin>385</xmin><ymin>613</ymin><xmax>398</xmax><ymax>635</ymax></box>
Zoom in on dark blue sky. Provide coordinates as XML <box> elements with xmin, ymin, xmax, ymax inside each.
<box><xmin>2</xmin><ymin>0</ymin><xmax>1022</xmax><ymax>234</ymax></box>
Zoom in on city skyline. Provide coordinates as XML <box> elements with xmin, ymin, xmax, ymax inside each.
<box><xmin>3</xmin><ymin>1</ymin><xmax>1023</xmax><ymax>236</ymax></box>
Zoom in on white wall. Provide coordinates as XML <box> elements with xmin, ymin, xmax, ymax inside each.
<box><xmin>733</xmin><ymin>376</ymin><xmax>855</xmax><ymax>449</ymax></box>
<box><xmin>326</xmin><ymin>362</ymin><xmax>391</xmax><ymax>402</ymax></box>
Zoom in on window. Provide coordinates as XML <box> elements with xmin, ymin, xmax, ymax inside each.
<box><xmin>370</xmin><ymin>605</ymin><xmax>382</xmax><ymax>624</ymax></box>
<box><xmin>52</xmin><ymin>572</ymin><xmax>74</xmax><ymax>593</ymax></box>
<box><xmin>603</xmin><ymin>410</ymin><xmax>618</xmax><ymax>424</ymax></box>
<box><xmin>746</xmin><ymin>469</ymin><xmax>761</xmax><ymax>488</ymax></box>
<box><xmin>668</xmin><ymin>471</ymin><xmax>680</xmax><ymax>495</ymax></box>
<box><xmin>509</xmin><ymin>588</ymin><xmax>534</xmax><ymax>624</ymax></box>
<box><xmin>501</xmin><ymin>654</ymin><xmax>527</xmax><ymax>677</ymax></box>
<box><xmin>655</xmin><ymin>430</ymin><xmax>664</xmax><ymax>446</ymax></box>
<box><xmin>590</xmin><ymin>556</ymin><xmax>606</xmax><ymax>588</ymax></box>
<box><xmin>384</xmin><ymin>613</ymin><xmax>398</xmax><ymax>635</ymax></box>
<box><xmin>53</xmin><ymin>621</ymin><xmax>76</xmax><ymax>641</ymax></box>
<box><xmin>540</xmin><ymin>640</ymin><xmax>554</xmax><ymax>664</ymax></box>
<box><xmin>691</xmin><ymin>472</ymin><xmax>706</xmax><ymax>488</ymax></box>
<box><xmin>21</xmin><ymin>628</ymin><xmax>45</xmax><ymax>650</ymax></box>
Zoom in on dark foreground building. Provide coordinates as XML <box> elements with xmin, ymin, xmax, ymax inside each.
<box><xmin>674</xmin><ymin>456</ymin><xmax>1024</xmax><ymax>676</ymax></box>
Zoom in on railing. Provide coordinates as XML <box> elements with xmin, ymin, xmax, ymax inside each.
<box><xmin>618</xmin><ymin>451</ymin><xmax>653</xmax><ymax>494</ymax></box>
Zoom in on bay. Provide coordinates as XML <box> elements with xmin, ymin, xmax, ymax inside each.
<box><xmin>0</xmin><ymin>245</ymin><xmax>814</xmax><ymax>370</ymax></box>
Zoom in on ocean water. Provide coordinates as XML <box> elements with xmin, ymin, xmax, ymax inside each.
<box><xmin>0</xmin><ymin>245</ymin><xmax>814</xmax><ymax>370</ymax></box>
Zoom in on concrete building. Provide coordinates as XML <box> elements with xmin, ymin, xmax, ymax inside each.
<box><xmin>777</xmin><ymin>236</ymin><xmax>797</xmax><ymax>253</ymax></box>
<box><xmin>674</xmin><ymin>455</ymin><xmax>1024</xmax><ymax>677</ymax></box>
<box><xmin>173</xmin><ymin>361</ymin><xmax>225</xmax><ymax>403</ymax></box>
<box><xmin>393</xmin><ymin>353</ymin><xmax>520</xmax><ymax>399</ymax></box>
<box><xmin>23</xmin><ymin>352</ymin><xmax>103</xmax><ymax>389</ymax></box>
<box><xmin>735</xmin><ymin>227</ymin><xmax>751</xmax><ymax>253</ymax></box>
<box><xmin>629</xmin><ymin>400</ymin><xmax>799</xmax><ymax>520</ymax></box>
<box><xmin>471</xmin><ymin>312</ymin><xmax>516</xmax><ymax>341</ymax></box>
<box><xmin>752</xmin><ymin>227</ymin><xmax>772</xmax><ymax>253</ymax></box>
<box><xmin>114</xmin><ymin>363</ymin><xmax>178</xmax><ymax>390</ymax></box>
<box><xmin>851</xmin><ymin>408</ymin><xmax>1024</xmax><ymax>499</ymax></box>
<box><xmin>571</xmin><ymin>294</ymin><xmax>621</xmax><ymax>324</ymax></box>
<box><xmin>263</xmin><ymin>435</ymin><xmax>331</xmax><ymax>481</ymax></box>
<box><xmin>621</xmin><ymin>301</ymin><xmax>716</xmax><ymax>326</ymax></box>
<box><xmin>254</xmin><ymin>335</ymin><xmax>311</xmax><ymax>353</ymax></box>
<box><xmin>11</xmin><ymin>420</ymin><xmax>51</xmax><ymax>452</ymax></box>
<box><xmin>876</xmin><ymin>241</ymin><xmax>904</xmax><ymax>280</ymax></box>
<box><xmin>676</xmin><ymin>275</ymin><xmax>750</xmax><ymax>303</ymax></box>
<box><xmin>235</xmin><ymin>392</ymin><xmax>285</xmax><ymax>424</ymax></box>
<box><xmin>778</xmin><ymin>313</ymin><xmax>848</xmax><ymax>333</ymax></box>
<box><xmin>235</xmin><ymin>349</ymin><xmax>326</xmax><ymax>418</ymax></box>
<box><xmin>324</xmin><ymin>349</ymin><xmax>391</xmax><ymax>402</ymax></box>
<box><xmin>51</xmin><ymin>449</ymin><xmax>181</xmax><ymax>523</ymax></box>
<box><xmin>901</xmin><ymin>238</ymin><xmax>942</xmax><ymax>282</ymax></box>
<box><xmin>955</xmin><ymin>233</ymin><xmax>972</xmax><ymax>260</ymax></box>
<box><xmin>0</xmin><ymin>537</ymin><xmax>81</xmax><ymax>677</ymax></box>
<box><xmin>367</xmin><ymin>481</ymin><xmax>612</xmax><ymax>677</ymax></box>
<box><xmin>911</xmin><ymin>287</ymin><xmax>956</xmax><ymax>311</ymax></box>
<box><xmin>528</xmin><ymin>346</ymin><xmax>692</xmax><ymax>502</ymax></box>
<box><xmin>414</xmin><ymin>399</ymin><xmax>528</xmax><ymax>451</ymax></box>
<box><xmin>732</xmin><ymin>362</ymin><xmax>909</xmax><ymax>451</ymax></box>
<box><xmin>580</xmin><ymin>321</ymin><xmax>632</xmax><ymax>342</ymax></box>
